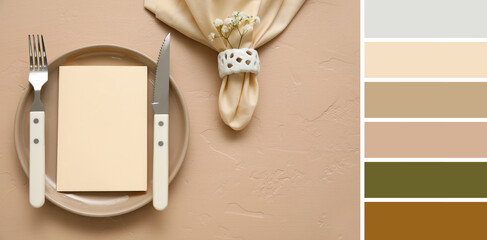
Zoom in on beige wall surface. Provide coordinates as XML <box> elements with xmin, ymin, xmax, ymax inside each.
<box><xmin>0</xmin><ymin>0</ymin><xmax>359</xmax><ymax>239</ymax></box>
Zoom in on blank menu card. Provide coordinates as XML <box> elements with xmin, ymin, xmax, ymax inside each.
<box><xmin>57</xmin><ymin>66</ymin><xmax>147</xmax><ymax>191</ymax></box>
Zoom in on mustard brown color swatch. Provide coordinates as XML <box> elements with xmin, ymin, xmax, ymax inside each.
<box><xmin>366</xmin><ymin>202</ymin><xmax>487</xmax><ymax>240</ymax></box>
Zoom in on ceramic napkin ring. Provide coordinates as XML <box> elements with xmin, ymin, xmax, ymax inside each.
<box><xmin>217</xmin><ymin>48</ymin><xmax>260</xmax><ymax>78</ymax></box>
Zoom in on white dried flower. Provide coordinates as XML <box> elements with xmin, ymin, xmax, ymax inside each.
<box><xmin>221</xmin><ymin>25</ymin><xmax>229</xmax><ymax>33</ymax></box>
<box><xmin>224</xmin><ymin>18</ymin><xmax>232</xmax><ymax>25</ymax></box>
<box><xmin>208</xmin><ymin>32</ymin><xmax>216</xmax><ymax>41</ymax></box>
<box><xmin>240</xmin><ymin>12</ymin><xmax>248</xmax><ymax>21</ymax></box>
<box><xmin>210</xmin><ymin>11</ymin><xmax>260</xmax><ymax>48</ymax></box>
<box><xmin>213</xmin><ymin>18</ymin><xmax>223</xmax><ymax>27</ymax></box>
<box><xmin>243</xmin><ymin>24</ymin><xmax>253</xmax><ymax>32</ymax></box>
<box><xmin>254</xmin><ymin>16</ymin><xmax>261</xmax><ymax>24</ymax></box>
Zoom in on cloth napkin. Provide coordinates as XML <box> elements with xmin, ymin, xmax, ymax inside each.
<box><xmin>145</xmin><ymin>0</ymin><xmax>305</xmax><ymax>130</ymax></box>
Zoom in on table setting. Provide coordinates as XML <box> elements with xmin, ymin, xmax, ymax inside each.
<box><xmin>0</xmin><ymin>0</ymin><xmax>358</xmax><ymax>239</ymax></box>
<box><xmin>16</xmin><ymin>34</ymin><xmax>189</xmax><ymax>216</ymax></box>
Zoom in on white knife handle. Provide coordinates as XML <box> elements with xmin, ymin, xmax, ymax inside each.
<box><xmin>29</xmin><ymin>111</ymin><xmax>45</xmax><ymax>208</ymax></box>
<box><xmin>153</xmin><ymin>114</ymin><xmax>168</xmax><ymax>210</ymax></box>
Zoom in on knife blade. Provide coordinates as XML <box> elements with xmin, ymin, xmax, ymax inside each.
<box><xmin>152</xmin><ymin>33</ymin><xmax>170</xmax><ymax>210</ymax></box>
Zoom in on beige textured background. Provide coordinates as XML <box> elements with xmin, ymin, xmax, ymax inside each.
<box><xmin>0</xmin><ymin>0</ymin><xmax>359</xmax><ymax>239</ymax></box>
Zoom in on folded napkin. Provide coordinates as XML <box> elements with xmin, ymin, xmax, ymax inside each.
<box><xmin>145</xmin><ymin>0</ymin><xmax>304</xmax><ymax>130</ymax></box>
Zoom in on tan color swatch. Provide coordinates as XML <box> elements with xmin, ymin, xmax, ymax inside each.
<box><xmin>365</xmin><ymin>122</ymin><xmax>487</xmax><ymax>157</ymax></box>
<box><xmin>366</xmin><ymin>202</ymin><xmax>487</xmax><ymax>240</ymax></box>
<box><xmin>365</xmin><ymin>42</ymin><xmax>487</xmax><ymax>77</ymax></box>
<box><xmin>57</xmin><ymin>66</ymin><xmax>147</xmax><ymax>191</ymax></box>
<box><xmin>365</xmin><ymin>82</ymin><xmax>487</xmax><ymax>117</ymax></box>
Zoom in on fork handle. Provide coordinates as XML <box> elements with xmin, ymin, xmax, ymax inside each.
<box><xmin>153</xmin><ymin>114</ymin><xmax>168</xmax><ymax>210</ymax></box>
<box><xmin>30</xmin><ymin>111</ymin><xmax>45</xmax><ymax>208</ymax></box>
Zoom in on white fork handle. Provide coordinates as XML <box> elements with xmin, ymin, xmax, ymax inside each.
<box><xmin>29</xmin><ymin>111</ymin><xmax>45</xmax><ymax>208</ymax></box>
<box><xmin>153</xmin><ymin>114</ymin><xmax>168</xmax><ymax>210</ymax></box>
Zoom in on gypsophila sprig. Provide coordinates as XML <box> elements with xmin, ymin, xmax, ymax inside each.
<box><xmin>208</xmin><ymin>11</ymin><xmax>260</xmax><ymax>49</ymax></box>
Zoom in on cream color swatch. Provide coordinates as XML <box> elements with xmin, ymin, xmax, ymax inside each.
<box><xmin>365</xmin><ymin>42</ymin><xmax>487</xmax><ymax>77</ymax></box>
<box><xmin>57</xmin><ymin>66</ymin><xmax>147</xmax><ymax>191</ymax></box>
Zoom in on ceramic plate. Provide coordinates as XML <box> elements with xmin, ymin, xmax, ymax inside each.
<box><xmin>14</xmin><ymin>45</ymin><xmax>189</xmax><ymax>217</ymax></box>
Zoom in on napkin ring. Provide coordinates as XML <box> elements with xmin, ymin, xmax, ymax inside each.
<box><xmin>218</xmin><ymin>48</ymin><xmax>260</xmax><ymax>78</ymax></box>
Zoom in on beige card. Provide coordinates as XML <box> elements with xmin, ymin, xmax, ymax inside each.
<box><xmin>57</xmin><ymin>66</ymin><xmax>147</xmax><ymax>191</ymax></box>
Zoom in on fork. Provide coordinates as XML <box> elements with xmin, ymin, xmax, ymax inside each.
<box><xmin>28</xmin><ymin>34</ymin><xmax>48</xmax><ymax>208</ymax></box>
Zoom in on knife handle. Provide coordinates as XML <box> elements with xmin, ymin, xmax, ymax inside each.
<box><xmin>153</xmin><ymin>114</ymin><xmax>168</xmax><ymax>210</ymax></box>
<box><xmin>29</xmin><ymin>111</ymin><xmax>45</xmax><ymax>208</ymax></box>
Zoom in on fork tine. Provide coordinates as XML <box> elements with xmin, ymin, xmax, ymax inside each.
<box><xmin>36</xmin><ymin>35</ymin><xmax>42</xmax><ymax>70</ymax></box>
<box><xmin>28</xmin><ymin>35</ymin><xmax>33</xmax><ymax>70</ymax></box>
<box><xmin>41</xmin><ymin>35</ymin><xmax>47</xmax><ymax>69</ymax></box>
<box><xmin>33</xmin><ymin>34</ymin><xmax>38</xmax><ymax>70</ymax></box>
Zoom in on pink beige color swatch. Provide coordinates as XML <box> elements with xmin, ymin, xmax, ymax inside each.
<box><xmin>365</xmin><ymin>122</ymin><xmax>487</xmax><ymax>158</ymax></box>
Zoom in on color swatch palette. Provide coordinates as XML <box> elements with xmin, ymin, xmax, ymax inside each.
<box><xmin>361</xmin><ymin>0</ymin><xmax>487</xmax><ymax>239</ymax></box>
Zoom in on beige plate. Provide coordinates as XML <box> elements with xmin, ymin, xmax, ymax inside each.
<box><xmin>14</xmin><ymin>45</ymin><xmax>189</xmax><ymax>217</ymax></box>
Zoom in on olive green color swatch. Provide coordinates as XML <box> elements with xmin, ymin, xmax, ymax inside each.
<box><xmin>365</xmin><ymin>162</ymin><xmax>487</xmax><ymax>197</ymax></box>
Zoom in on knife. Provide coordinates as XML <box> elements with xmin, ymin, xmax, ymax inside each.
<box><xmin>152</xmin><ymin>33</ymin><xmax>170</xmax><ymax>210</ymax></box>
